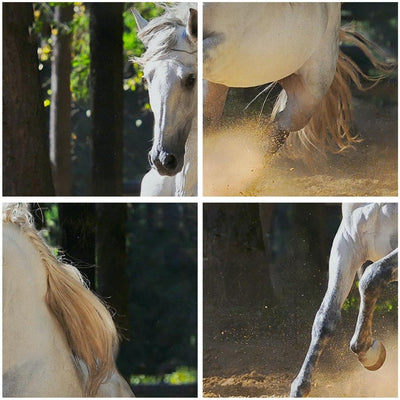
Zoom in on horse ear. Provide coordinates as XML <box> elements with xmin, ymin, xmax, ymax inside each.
<box><xmin>132</xmin><ymin>8</ymin><xmax>149</xmax><ymax>31</ymax></box>
<box><xmin>186</xmin><ymin>8</ymin><xmax>197</xmax><ymax>43</ymax></box>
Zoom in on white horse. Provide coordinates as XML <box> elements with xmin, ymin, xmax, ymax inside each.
<box><xmin>291</xmin><ymin>203</ymin><xmax>398</xmax><ymax>397</ymax></box>
<box><xmin>203</xmin><ymin>3</ymin><xmax>392</xmax><ymax>156</ymax></box>
<box><xmin>134</xmin><ymin>3</ymin><xmax>197</xmax><ymax>196</ymax></box>
<box><xmin>3</xmin><ymin>203</ymin><xmax>134</xmax><ymax>397</ymax></box>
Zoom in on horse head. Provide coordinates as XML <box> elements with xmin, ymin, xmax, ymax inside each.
<box><xmin>134</xmin><ymin>6</ymin><xmax>197</xmax><ymax>177</ymax></box>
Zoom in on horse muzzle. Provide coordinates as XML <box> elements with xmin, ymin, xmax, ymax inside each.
<box><xmin>149</xmin><ymin>150</ymin><xmax>183</xmax><ymax>176</ymax></box>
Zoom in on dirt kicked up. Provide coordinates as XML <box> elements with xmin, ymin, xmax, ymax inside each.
<box><xmin>203</xmin><ymin>311</ymin><xmax>398</xmax><ymax>398</ymax></box>
<box><xmin>203</xmin><ymin>96</ymin><xmax>397</xmax><ymax>197</ymax></box>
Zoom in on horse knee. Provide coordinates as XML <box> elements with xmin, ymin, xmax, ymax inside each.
<box><xmin>312</xmin><ymin>306</ymin><xmax>341</xmax><ymax>341</ymax></box>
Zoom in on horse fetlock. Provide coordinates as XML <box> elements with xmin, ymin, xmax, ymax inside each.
<box><xmin>349</xmin><ymin>336</ymin><xmax>369</xmax><ymax>355</ymax></box>
<box><xmin>357</xmin><ymin>340</ymin><xmax>386</xmax><ymax>371</ymax></box>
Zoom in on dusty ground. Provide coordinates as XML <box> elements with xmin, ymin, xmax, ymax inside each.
<box><xmin>204</xmin><ymin>86</ymin><xmax>397</xmax><ymax>196</ymax></box>
<box><xmin>203</xmin><ymin>298</ymin><xmax>398</xmax><ymax>398</ymax></box>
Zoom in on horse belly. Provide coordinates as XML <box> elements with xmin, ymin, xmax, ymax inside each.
<box><xmin>203</xmin><ymin>3</ymin><xmax>338</xmax><ymax>87</ymax></box>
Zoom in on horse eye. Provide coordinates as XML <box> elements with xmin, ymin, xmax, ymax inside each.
<box><xmin>184</xmin><ymin>74</ymin><xmax>196</xmax><ymax>89</ymax></box>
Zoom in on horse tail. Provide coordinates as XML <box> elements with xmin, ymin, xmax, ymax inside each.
<box><xmin>277</xmin><ymin>25</ymin><xmax>395</xmax><ymax>159</ymax></box>
<box><xmin>3</xmin><ymin>204</ymin><xmax>119</xmax><ymax>397</ymax></box>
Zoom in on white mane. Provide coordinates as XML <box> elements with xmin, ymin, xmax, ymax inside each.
<box><xmin>134</xmin><ymin>3</ymin><xmax>197</xmax><ymax>66</ymax></box>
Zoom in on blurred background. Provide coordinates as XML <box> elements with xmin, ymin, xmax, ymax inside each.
<box><xmin>31</xmin><ymin>203</ymin><xmax>197</xmax><ymax>397</ymax></box>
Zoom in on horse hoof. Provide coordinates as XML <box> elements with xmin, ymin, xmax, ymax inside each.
<box><xmin>359</xmin><ymin>340</ymin><xmax>386</xmax><ymax>371</ymax></box>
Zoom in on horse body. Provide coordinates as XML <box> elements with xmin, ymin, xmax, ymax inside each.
<box><xmin>204</xmin><ymin>3</ymin><xmax>339</xmax><ymax>88</ymax></box>
<box><xmin>291</xmin><ymin>203</ymin><xmax>398</xmax><ymax>397</ymax></box>
<box><xmin>134</xmin><ymin>4</ymin><xmax>198</xmax><ymax>196</ymax></box>
<box><xmin>204</xmin><ymin>2</ymin><xmax>340</xmax><ymax>145</ymax></box>
<box><xmin>3</xmin><ymin>204</ymin><xmax>134</xmax><ymax>397</ymax></box>
<box><xmin>203</xmin><ymin>3</ymin><xmax>391</xmax><ymax>155</ymax></box>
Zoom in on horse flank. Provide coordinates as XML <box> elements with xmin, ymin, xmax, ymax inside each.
<box><xmin>3</xmin><ymin>204</ymin><xmax>118</xmax><ymax>397</ymax></box>
<box><xmin>272</xmin><ymin>25</ymin><xmax>395</xmax><ymax>159</ymax></box>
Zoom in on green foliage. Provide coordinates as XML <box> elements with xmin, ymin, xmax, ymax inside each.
<box><xmin>70</xmin><ymin>4</ymin><xmax>90</xmax><ymax>106</ymax></box>
<box><xmin>130</xmin><ymin>366</ymin><xmax>197</xmax><ymax>385</ymax></box>
<box><xmin>164</xmin><ymin>366</ymin><xmax>197</xmax><ymax>384</ymax></box>
<box><xmin>41</xmin><ymin>203</ymin><xmax>61</xmax><ymax>246</ymax></box>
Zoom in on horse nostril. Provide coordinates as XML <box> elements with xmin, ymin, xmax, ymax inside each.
<box><xmin>163</xmin><ymin>154</ymin><xmax>178</xmax><ymax>170</ymax></box>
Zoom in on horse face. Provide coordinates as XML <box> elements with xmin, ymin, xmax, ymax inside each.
<box><xmin>144</xmin><ymin>54</ymin><xmax>197</xmax><ymax>176</ymax></box>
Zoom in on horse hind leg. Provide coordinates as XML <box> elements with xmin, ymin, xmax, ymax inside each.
<box><xmin>350</xmin><ymin>248</ymin><xmax>398</xmax><ymax>371</ymax></box>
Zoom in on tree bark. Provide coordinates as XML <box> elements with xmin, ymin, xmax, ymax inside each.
<box><xmin>89</xmin><ymin>3</ymin><xmax>124</xmax><ymax>195</ymax></box>
<box><xmin>50</xmin><ymin>5</ymin><xmax>73</xmax><ymax>195</ymax></box>
<box><xmin>95</xmin><ymin>203</ymin><xmax>130</xmax><ymax>334</ymax></box>
<box><xmin>3</xmin><ymin>3</ymin><xmax>54</xmax><ymax>195</ymax></box>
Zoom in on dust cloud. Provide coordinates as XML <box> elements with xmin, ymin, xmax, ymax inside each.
<box><xmin>203</xmin><ymin>99</ymin><xmax>397</xmax><ymax>197</ymax></box>
<box><xmin>312</xmin><ymin>335</ymin><xmax>398</xmax><ymax>397</ymax></box>
<box><xmin>203</xmin><ymin>121</ymin><xmax>266</xmax><ymax>196</ymax></box>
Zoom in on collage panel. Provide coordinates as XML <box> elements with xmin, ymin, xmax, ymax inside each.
<box><xmin>1</xmin><ymin>1</ymin><xmax>399</xmax><ymax>399</ymax></box>
<box><xmin>3</xmin><ymin>2</ymin><xmax>197</xmax><ymax>197</ymax></box>
<box><xmin>203</xmin><ymin>2</ymin><xmax>397</xmax><ymax>196</ymax></box>
<box><xmin>3</xmin><ymin>203</ymin><xmax>197</xmax><ymax>397</ymax></box>
<box><xmin>203</xmin><ymin>203</ymin><xmax>398</xmax><ymax>397</ymax></box>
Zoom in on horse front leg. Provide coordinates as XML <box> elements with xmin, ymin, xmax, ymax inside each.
<box><xmin>290</xmin><ymin>225</ymin><xmax>362</xmax><ymax>397</ymax></box>
<box><xmin>203</xmin><ymin>80</ymin><xmax>229</xmax><ymax>126</ymax></box>
<box><xmin>350</xmin><ymin>248</ymin><xmax>398</xmax><ymax>370</ymax></box>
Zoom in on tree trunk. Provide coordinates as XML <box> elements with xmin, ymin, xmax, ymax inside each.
<box><xmin>89</xmin><ymin>3</ymin><xmax>123</xmax><ymax>195</ymax></box>
<box><xmin>268</xmin><ymin>204</ymin><xmax>330</xmax><ymax>311</ymax></box>
<box><xmin>204</xmin><ymin>203</ymin><xmax>276</xmax><ymax>309</ymax></box>
<box><xmin>95</xmin><ymin>203</ymin><xmax>130</xmax><ymax>334</ymax></box>
<box><xmin>58</xmin><ymin>204</ymin><xmax>96</xmax><ymax>287</ymax></box>
<box><xmin>50</xmin><ymin>5</ymin><xmax>73</xmax><ymax>195</ymax></box>
<box><xmin>3</xmin><ymin>3</ymin><xmax>54</xmax><ymax>195</ymax></box>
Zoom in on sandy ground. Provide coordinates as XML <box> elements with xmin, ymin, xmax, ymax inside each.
<box><xmin>203</xmin><ymin>302</ymin><xmax>398</xmax><ymax>397</ymax></box>
<box><xmin>204</xmin><ymin>91</ymin><xmax>397</xmax><ymax>196</ymax></box>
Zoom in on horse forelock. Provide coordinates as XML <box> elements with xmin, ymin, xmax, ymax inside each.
<box><xmin>3</xmin><ymin>203</ymin><xmax>119</xmax><ymax>397</ymax></box>
<box><xmin>134</xmin><ymin>3</ymin><xmax>197</xmax><ymax>66</ymax></box>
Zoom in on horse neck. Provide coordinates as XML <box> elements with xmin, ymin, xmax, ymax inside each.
<box><xmin>3</xmin><ymin>223</ymin><xmax>84</xmax><ymax>396</ymax></box>
<box><xmin>176</xmin><ymin>116</ymin><xmax>197</xmax><ymax>196</ymax></box>
<box><xmin>3</xmin><ymin>214</ymin><xmax>118</xmax><ymax>397</ymax></box>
